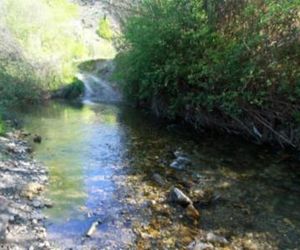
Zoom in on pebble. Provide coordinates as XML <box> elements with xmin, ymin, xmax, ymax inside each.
<box><xmin>32</xmin><ymin>200</ymin><xmax>43</xmax><ymax>208</ymax></box>
<box><xmin>170</xmin><ymin>156</ymin><xmax>191</xmax><ymax>170</ymax></box>
<box><xmin>152</xmin><ymin>173</ymin><xmax>166</xmax><ymax>186</ymax></box>
<box><xmin>170</xmin><ymin>150</ymin><xmax>192</xmax><ymax>170</ymax></box>
<box><xmin>188</xmin><ymin>241</ymin><xmax>214</xmax><ymax>250</ymax></box>
<box><xmin>206</xmin><ymin>232</ymin><xmax>229</xmax><ymax>245</ymax></box>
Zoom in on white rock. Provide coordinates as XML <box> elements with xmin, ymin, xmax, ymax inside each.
<box><xmin>207</xmin><ymin>232</ymin><xmax>228</xmax><ymax>245</ymax></box>
<box><xmin>188</xmin><ymin>241</ymin><xmax>214</xmax><ymax>250</ymax></box>
<box><xmin>170</xmin><ymin>156</ymin><xmax>191</xmax><ymax>170</ymax></box>
<box><xmin>169</xmin><ymin>187</ymin><xmax>192</xmax><ymax>205</ymax></box>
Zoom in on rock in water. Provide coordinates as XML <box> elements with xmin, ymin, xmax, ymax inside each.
<box><xmin>169</xmin><ymin>187</ymin><xmax>192</xmax><ymax>206</ymax></box>
<box><xmin>152</xmin><ymin>173</ymin><xmax>165</xmax><ymax>186</ymax></box>
<box><xmin>33</xmin><ymin>135</ymin><xmax>42</xmax><ymax>143</ymax></box>
<box><xmin>170</xmin><ymin>150</ymin><xmax>191</xmax><ymax>170</ymax></box>
<box><xmin>206</xmin><ymin>232</ymin><xmax>228</xmax><ymax>245</ymax></box>
<box><xmin>186</xmin><ymin>204</ymin><xmax>200</xmax><ymax>220</ymax></box>
<box><xmin>188</xmin><ymin>241</ymin><xmax>213</xmax><ymax>250</ymax></box>
<box><xmin>86</xmin><ymin>221</ymin><xmax>100</xmax><ymax>237</ymax></box>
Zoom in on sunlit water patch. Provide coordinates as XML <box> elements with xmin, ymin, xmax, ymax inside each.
<box><xmin>21</xmin><ymin>102</ymin><xmax>134</xmax><ymax>248</ymax></box>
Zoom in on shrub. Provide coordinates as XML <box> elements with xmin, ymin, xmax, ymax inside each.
<box><xmin>0</xmin><ymin>0</ymin><xmax>88</xmax><ymax>95</ymax></box>
<box><xmin>115</xmin><ymin>0</ymin><xmax>300</xmax><ymax>146</ymax></box>
<box><xmin>62</xmin><ymin>78</ymin><xmax>85</xmax><ymax>99</ymax></box>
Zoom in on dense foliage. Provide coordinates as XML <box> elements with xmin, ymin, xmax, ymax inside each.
<box><xmin>52</xmin><ymin>77</ymin><xmax>85</xmax><ymax>100</ymax></box>
<box><xmin>115</xmin><ymin>0</ymin><xmax>300</xmax><ymax>147</ymax></box>
<box><xmin>0</xmin><ymin>0</ymin><xmax>87</xmax><ymax>110</ymax></box>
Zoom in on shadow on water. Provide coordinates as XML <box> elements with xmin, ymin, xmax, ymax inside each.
<box><xmin>19</xmin><ymin>100</ymin><xmax>300</xmax><ymax>249</ymax></box>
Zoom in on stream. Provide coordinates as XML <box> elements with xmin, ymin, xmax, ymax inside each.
<box><xmin>19</xmin><ymin>72</ymin><xmax>300</xmax><ymax>249</ymax></box>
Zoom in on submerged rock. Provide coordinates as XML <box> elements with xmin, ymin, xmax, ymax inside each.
<box><xmin>170</xmin><ymin>150</ymin><xmax>191</xmax><ymax>170</ymax></box>
<box><xmin>170</xmin><ymin>157</ymin><xmax>191</xmax><ymax>170</ymax></box>
<box><xmin>188</xmin><ymin>241</ymin><xmax>213</xmax><ymax>250</ymax></box>
<box><xmin>169</xmin><ymin>187</ymin><xmax>192</xmax><ymax>206</ymax></box>
<box><xmin>206</xmin><ymin>232</ymin><xmax>228</xmax><ymax>245</ymax></box>
<box><xmin>33</xmin><ymin>135</ymin><xmax>42</xmax><ymax>143</ymax></box>
<box><xmin>191</xmin><ymin>189</ymin><xmax>221</xmax><ymax>207</ymax></box>
<box><xmin>152</xmin><ymin>173</ymin><xmax>166</xmax><ymax>186</ymax></box>
<box><xmin>186</xmin><ymin>204</ymin><xmax>200</xmax><ymax>220</ymax></box>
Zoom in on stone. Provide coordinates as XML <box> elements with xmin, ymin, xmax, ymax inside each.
<box><xmin>21</xmin><ymin>183</ymin><xmax>44</xmax><ymax>200</ymax></box>
<box><xmin>186</xmin><ymin>204</ymin><xmax>200</xmax><ymax>220</ymax></box>
<box><xmin>242</xmin><ymin>239</ymin><xmax>259</xmax><ymax>250</ymax></box>
<box><xmin>206</xmin><ymin>232</ymin><xmax>228</xmax><ymax>245</ymax></box>
<box><xmin>170</xmin><ymin>156</ymin><xmax>191</xmax><ymax>170</ymax></box>
<box><xmin>41</xmin><ymin>199</ymin><xmax>53</xmax><ymax>208</ymax></box>
<box><xmin>188</xmin><ymin>241</ymin><xmax>214</xmax><ymax>250</ymax></box>
<box><xmin>32</xmin><ymin>200</ymin><xmax>43</xmax><ymax>208</ymax></box>
<box><xmin>169</xmin><ymin>187</ymin><xmax>192</xmax><ymax>206</ymax></box>
<box><xmin>152</xmin><ymin>173</ymin><xmax>165</xmax><ymax>186</ymax></box>
<box><xmin>86</xmin><ymin>221</ymin><xmax>100</xmax><ymax>237</ymax></box>
<box><xmin>33</xmin><ymin>135</ymin><xmax>42</xmax><ymax>143</ymax></box>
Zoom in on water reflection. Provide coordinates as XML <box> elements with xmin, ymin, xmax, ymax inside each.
<box><xmin>22</xmin><ymin>102</ymin><xmax>123</xmax><ymax>226</ymax></box>
<box><xmin>20</xmin><ymin>101</ymin><xmax>300</xmax><ymax>249</ymax></box>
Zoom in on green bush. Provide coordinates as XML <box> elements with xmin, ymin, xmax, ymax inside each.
<box><xmin>116</xmin><ymin>0</ymin><xmax>300</xmax><ymax>118</ymax></box>
<box><xmin>61</xmin><ymin>78</ymin><xmax>85</xmax><ymax>99</ymax></box>
<box><xmin>97</xmin><ymin>18</ymin><xmax>113</xmax><ymax>40</ymax></box>
<box><xmin>0</xmin><ymin>0</ymin><xmax>88</xmax><ymax>108</ymax></box>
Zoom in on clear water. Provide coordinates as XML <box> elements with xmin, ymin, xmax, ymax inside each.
<box><xmin>20</xmin><ymin>101</ymin><xmax>300</xmax><ymax>249</ymax></box>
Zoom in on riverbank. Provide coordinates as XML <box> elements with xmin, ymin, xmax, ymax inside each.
<box><xmin>0</xmin><ymin>131</ymin><xmax>50</xmax><ymax>249</ymax></box>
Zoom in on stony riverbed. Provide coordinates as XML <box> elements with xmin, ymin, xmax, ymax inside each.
<box><xmin>0</xmin><ymin>131</ymin><xmax>50</xmax><ymax>250</ymax></box>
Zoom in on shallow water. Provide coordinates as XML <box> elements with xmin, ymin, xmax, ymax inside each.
<box><xmin>21</xmin><ymin>101</ymin><xmax>300</xmax><ymax>249</ymax></box>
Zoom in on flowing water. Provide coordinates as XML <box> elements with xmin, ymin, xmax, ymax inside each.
<box><xmin>77</xmin><ymin>72</ymin><xmax>121</xmax><ymax>103</ymax></box>
<box><xmin>19</xmin><ymin>73</ymin><xmax>300</xmax><ymax>249</ymax></box>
